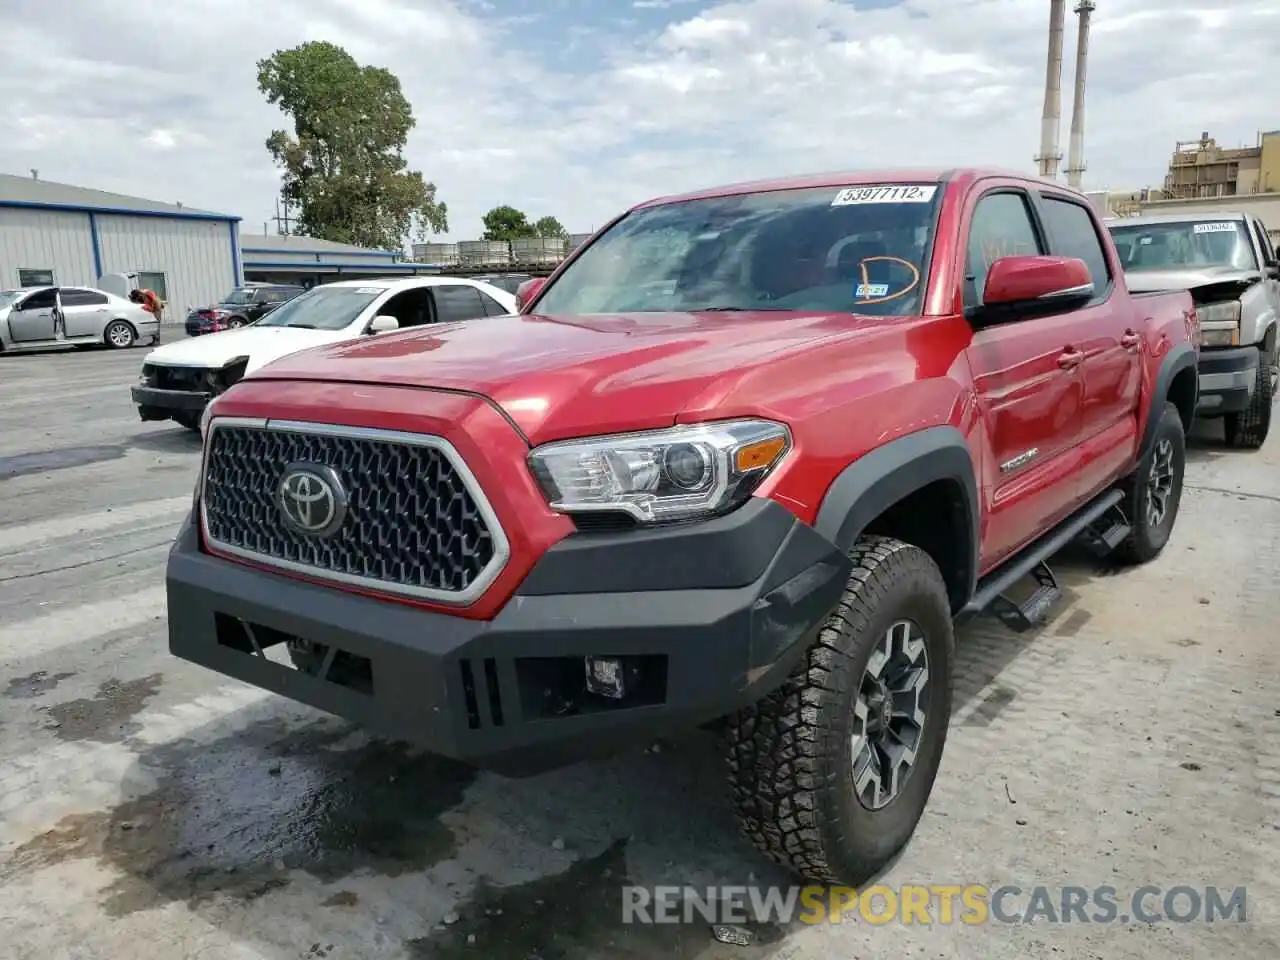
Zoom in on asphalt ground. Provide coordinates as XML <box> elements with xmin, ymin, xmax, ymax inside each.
<box><xmin>1</xmin><ymin>334</ymin><xmax>1278</xmax><ymax>959</ymax></box>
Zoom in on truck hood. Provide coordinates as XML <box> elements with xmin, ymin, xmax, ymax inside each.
<box><xmin>1124</xmin><ymin>266</ymin><xmax>1262</xmax><ymax>294</ymax></box>
<box><xmin>143</xmin><ymin>325</ymin><xmax>352</xmax><ymax>372</ymax></box>
<box><xmin>249</xmin><ymin>311</ymin><xmax>857</xmax><ymax>442</ymax></box>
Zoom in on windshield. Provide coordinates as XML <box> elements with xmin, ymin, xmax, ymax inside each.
<box><xmin>256</xmin><ymin>286</ymin><xmax>384</xmax><ymax>330</ymax></box>
<box><xmin>533</xmin><ymin>183</ymin><xmax>942</xmax><ymax>316</ymax></box>
<box><xmin>1109</xmin><ymin>220</ymin><xmax>1258</xmax><ymax>272</ymax></box>
<box><xmin>0</xmin><ymin>290</ymin><xmax>22</xmax><ymax>309</ymax></box>
<box><xmin>220</xmin><ymin>287</ymin><xmax>259</xmax><ymax>305</ymax></box>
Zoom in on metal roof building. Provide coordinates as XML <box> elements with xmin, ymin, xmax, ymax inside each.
<box><xmin>0</xmin><ymin>172</ymin><xmax>240</xmax><ymax>313</ymax></box>
<box><xmin>239</xmin><ymin>233</ymin><xmax>435</xmax><ymax>286</ymax></box>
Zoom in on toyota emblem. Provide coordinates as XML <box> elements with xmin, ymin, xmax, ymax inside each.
<box><xmin>277</xmin><ymin>463</ymin><xmax>348</xmax><ymax>537</ymax></box>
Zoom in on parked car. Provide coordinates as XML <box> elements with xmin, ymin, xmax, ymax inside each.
<box><xmin>167</xmin><ymin>168</ymin><xmax>1197</xmax><ymax>885</ymax></box>
<box><xmin>0</xmin><ymin>285</ymin><xmax>158</xmax><ymax>352</ymax></box>
<box><xmin>132</xmin><ymin>276</ymin><xmax>515</xmax><ymax>430</ymax></box>
<box><xmin>1108</xmin><ymin>212</ymin><xmax>1280</xmax><ymax>447</ymax></box>
<box><xmin>185</xmin><ymin>283</ymin><xmax>306</xmax><ymax>336</ymax></box>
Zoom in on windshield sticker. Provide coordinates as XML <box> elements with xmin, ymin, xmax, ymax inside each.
<box><xmin>1193</xmin><ymin>221</ymin><xmax>1235</xmax><ymax>234</ymax></box>
<box><xmin>1138</xmin><ymin>236</ymin><xmax>1153</xmax><ymax>244</ymax></box>
<box><xmin>832</xmin><ymin>185</ymin><xmax>937</xmax><ymax>206</ymax></box>
<box><xmin>855</xmin><ymin>283</ymin><xmax>890</xmax><ymax>298</ymax></box>
<box><xmin>354</xmin><ymin>287</ymin><xmax>385</xmax><ymax>294</ymax></box>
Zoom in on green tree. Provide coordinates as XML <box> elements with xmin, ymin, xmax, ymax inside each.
<box><xmin>533</xmin><ymin>215</ymin><xmax>569</xmax><ymax>240</ymax></box>
<box><xmin>257</xmin><ymin>41</ymin><xmax>448</xmax><ymax>251</ymax></box>
<box><xmin>481</xmin><ymin>205</ymin><xmax>537</xmax><ymax>241</ymax></box>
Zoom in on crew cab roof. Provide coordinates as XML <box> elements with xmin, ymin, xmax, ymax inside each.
<box><xmin>634</xmin><ymin>166</ymin><xmax>1059</xmax><ymax>209</ymax></box>
<box><xmin>1109</xmin><ymin>212</ymin><xmax>1250</xmax><ymax>227</ymax></box>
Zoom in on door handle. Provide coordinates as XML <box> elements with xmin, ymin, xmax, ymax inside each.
<box><xmin>1057</xmin><ymin>347</ymin><xmax>1083</xmax><ymax>369</ymax></box>
<box><xmin>1120</xmin><ymin>330</ymin><xmax>1140</xmax><ymax>350</ymax></box>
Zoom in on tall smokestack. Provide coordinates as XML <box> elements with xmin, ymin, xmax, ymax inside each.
<box><xmin>1035</xmin><ymin>0</ymin><xmax>1066</xmax><ymax>179</ymax></box>
<box><xmin>1064</xmin><ymin>0</ymin><xmax>1095</xmax><ymax>189</ymax></box>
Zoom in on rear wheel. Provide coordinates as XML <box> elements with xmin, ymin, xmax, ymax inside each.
<box><xmin>725</xmin><ymin>536</ymin><xmax>953</xmax><ymax>884</ymax></box>
<box><xmin>227</xmin><ymin>316</ymin><xmax>248</xmax><ymax>329</ymax></box>
<box><xmin>104</xmin><ymin>320</ymin><xmax>137</xmax><ymax>349</ymax></box>
<box><xmin>1115</xmin><ymin>401</ymin><xmax>1186</xmax><ymax>564</ymax></box>
<box><xmin>1224</xmin><ymin>348</ymin><xmax>1272</xmax><ymax>449</ymax></box>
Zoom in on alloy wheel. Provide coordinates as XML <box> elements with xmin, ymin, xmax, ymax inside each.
<box><xmin>850</xmin><ymin>618</ymin><xmax>930</xmax><ymax>810</ymax></box>
<box><xmin>1146</xmin><ymin>437</ymin><xmax>1175</xmax><ymax>528</ymax></box>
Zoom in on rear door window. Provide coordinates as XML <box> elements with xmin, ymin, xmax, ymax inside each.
<box><xmin>431</xmin><ymin>284</ymin><xmax>487</xmax><ymax>323</ymax></box>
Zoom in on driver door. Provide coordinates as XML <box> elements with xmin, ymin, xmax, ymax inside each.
<box><xmin>8</xmin><ymin>287</ymin><xmax>59</xmax><ymax>343</ymax></box>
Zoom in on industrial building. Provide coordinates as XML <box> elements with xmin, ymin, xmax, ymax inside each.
<box><xmin>1162</xmin><ymin>130</ymin><xmax>1280</xmax><ymax>200</ymax></box>
<box><xmin>0</xmin><ymin>172</ymin><xmax>240</xmax><ymax>313</ymax></box>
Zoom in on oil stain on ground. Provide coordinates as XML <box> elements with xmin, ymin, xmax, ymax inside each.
<box><xmin>44</xmin><ymin>675</ymin><xmax>163</xmax><ymax>742</ymax></box>
<box><xmin>3</xmin><ymin>716</ymin><xmax>477</xmax><ymax>916</ymax></box>
<box><xmin>407</xmin><ymin>840</ymin><xmax>785</xmax><ymax>960</ymax></box>
<box><xmin>4</xmin><ymin>670</ymin><xmax>75</xmax><ymax>699</ymax></box>
<box><xmin>0</xmin><ymin>444</ymin><xmax>125</xmax><ymax>480</ymax></box>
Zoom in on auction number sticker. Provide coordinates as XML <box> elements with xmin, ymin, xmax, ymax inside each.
<box><xmin>832</xmin><ymin>185</ymin><xmax>937</xmax><ymax>206</ymax></box>
<box><xmin>355</xmin><ymin>287</ymin><xmax>385</xmax><ymax>294</ymax></box>
<box><xmin>1192</xmin><ymin>222</ymin><xmax>1236</xmax><ymax>234</ymax></box>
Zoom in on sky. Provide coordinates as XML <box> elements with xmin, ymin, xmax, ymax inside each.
<box><xmin>0</xmin><ymin>0</ymin><xmax>1275</xmax><ymax>245</ymax></box>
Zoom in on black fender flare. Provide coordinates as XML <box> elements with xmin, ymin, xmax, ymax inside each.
<box><xmin>1140</xmin><ymin>343</ymin><xmax>1197</xmax><ymax>461</ymax></box>
<box><xmin>813</xmin><ymin>425</ymin><xmax>980</xmax><ymax>607</ymax></box>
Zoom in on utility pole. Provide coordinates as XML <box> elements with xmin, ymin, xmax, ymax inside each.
<box><xmin>272</xmin><ymin>194</ymin><xmax>296</xmax><ymax>236</ymax></box>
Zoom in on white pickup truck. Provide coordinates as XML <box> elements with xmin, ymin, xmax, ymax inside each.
<box><xmin>1109</xmin><ymin>212</ymin><xmax>1280</xmax><ymax>447</ymax></box>
<box><xmin>130</xmin><ymin>276</ymin><xmax>517</xmax><ymax>430</ymax></box>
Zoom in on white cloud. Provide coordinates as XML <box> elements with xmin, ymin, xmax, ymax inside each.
<box><xmin>0</xmin><ymin>0</ymin><xmax>1274</xmax><ymax>243</ymax></box>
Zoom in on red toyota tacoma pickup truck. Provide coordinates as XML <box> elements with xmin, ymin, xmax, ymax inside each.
<box><xmin>168</xmin><ymin>168</ymin><xmax>1198</xmax><ymax>884</ymax></box>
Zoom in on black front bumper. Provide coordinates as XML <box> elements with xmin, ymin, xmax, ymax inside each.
<box><xmin>167</xmin><ymin>499</ymin><xmax>850</xmax><ymax>776</ymax></box>
<box><xmin>132</xmin><ymin>385</ymin><xmax>212</xmax><ymax>421</ymax></box>
<box><xmin>1196</xmin><ymin>345</ymin><xmax>1258</xmax><ymax>416</ymax></box>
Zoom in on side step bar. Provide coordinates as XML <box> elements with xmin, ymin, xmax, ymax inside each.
<box><xmin>956</xmin><ymin>488</ymin><xmax>1125</xmax><ymax>631</ymax></box>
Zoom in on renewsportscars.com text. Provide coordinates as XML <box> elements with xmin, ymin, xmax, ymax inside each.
<box><xmin>622</xmin><ymin>884</ymin><xmax>1247</xmax><ymax>925</ymax></box>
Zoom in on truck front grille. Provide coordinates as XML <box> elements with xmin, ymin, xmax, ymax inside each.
<box><xmin>144</xmin><ymin>363</ymin><xmax>210</xmax><ymax>392</ymax></box>
<box><xmin>200</xmin><ymin>419</ymin><xmax>508</xmax><ymax>603</ymax></box>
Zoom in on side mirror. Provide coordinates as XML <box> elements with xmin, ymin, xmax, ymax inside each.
<box><xmin>515</xmin><ymin>277</ymin><xmax>547</xmax><ymax>313</ymax></box>
<box><xmin>368</xmin><ymin>314</ymin><xmax>399</xmax><ymax>334</ymax></box>
<box><xmin>978</xmin><ymin>255</ymin><xmax>1093</xmax><ymax>318</ymax></box>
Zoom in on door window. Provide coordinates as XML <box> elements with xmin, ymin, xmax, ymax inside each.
<box><xmin>59</xmin><ymin>288</ymin><xmax>108</xmax><ymax>306</ymax></box>
<box><xmin>1249</xmin><ymin>218</ymin><xmax>1276</xmax><ymax>266</ymax></box>
<box><xmin>965</xmin><ymin>192</ymin><xmax>1044</xmax><ymax>307</ymax></box>
<box><xmin>479</xmin><ymin>291</ymin><xmax>510</xmax><ymax>316</ymax></box>
<box><xmin>1039</xmin><ymin>196</ymin><xmax>1111</xmax><ymax>296</ymax></box>
<box><xmin>18</xmin><ymin>268</ymin><xmax>54</xmax><ymax>287</ymax></box>
<box><xmin>431</xmin><ymin>284</ymin><xmax>487</xmax><ymax>323</ymax></box>
<box><xmin>18</xmin><ymin>288</ymin><xmax>57</xmax><ymax>310</ymax></box>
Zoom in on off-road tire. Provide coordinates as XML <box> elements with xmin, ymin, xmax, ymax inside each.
<box><xmin>1115</xmin><ymin>401</ymin><xmax>1185</xmax><ymax>564</ymax></box>
<box><xmin>1224</xmin><ymin>348</ymin><xmax>1272</xmax><ymax>449</ymax></box>
<box><xmin>725</xmin><ymin>535</ymin><xmax>954</xmax><ymax>885</ymax></box>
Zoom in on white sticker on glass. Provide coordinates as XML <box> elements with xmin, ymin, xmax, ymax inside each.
<box><xmin>832</xmin><ymin>185</ymin><xmax>937</xmax><ymax>206</ymax></box>
<box><xmin>1193</xmin><ymin>222</ymin><xmax>1236</xmax><ymax>234</ymax></box>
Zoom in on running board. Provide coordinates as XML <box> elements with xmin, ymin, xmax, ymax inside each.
<box><xmin>957</xmin><ymin>488</ymin><xmax>1125</xmax><ymax>630</ymax></box>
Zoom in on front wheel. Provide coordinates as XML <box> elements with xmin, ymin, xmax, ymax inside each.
<box><xmin>104</xmin><ymin>320</ymin><xmax>137</xmax><ymax>349</ymax></box>
<box><xmin>1224</xmin><ymin>349</ymin><xmax>1272</xmax><ymax>449</ymax></box>
<box><xmin>227</xmin><ymin>316</ymin><xmax>248</xmax><ymax>329</ymax></box>
<box><xmin>173</xmin><ymin>411</ymin><xmax>201</xmax><ymax>432</ymax></box>
<box><xmin>725</xmin><ymin>536</ymin><xmax>954</xmax><ymax>884</ymax></box>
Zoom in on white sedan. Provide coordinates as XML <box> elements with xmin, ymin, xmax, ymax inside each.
<box><xmin>130</xmin><ymin>276</ymin><xmax>516</xmax><ymax>430</ymax></box>
<box><xmin>0</xmin><ymin>285</ymin><xmax>158</xmax><ymax>352</ymax></box>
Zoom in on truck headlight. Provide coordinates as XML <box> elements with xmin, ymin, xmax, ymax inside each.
<box><xmin>1196</xmin><ymin>300</ymin><xmax>1241</xmax><ymax>347</ymax></box>
<box><xmin>528</xmin><ymin>419</ymin><xmax>791</xmax><ymax>524</ymax></box>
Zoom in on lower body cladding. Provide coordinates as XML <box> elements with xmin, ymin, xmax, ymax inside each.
<box><xmin>166</xmin><ymin>499</ymin><xmax>851</xmax><ymax>777</ymax></box>
<box><xmin>1195</xmin><ymin>345</ymin><xmax>1257</xmax><ymax>416</ymax></box>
